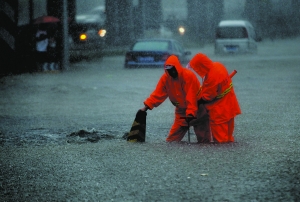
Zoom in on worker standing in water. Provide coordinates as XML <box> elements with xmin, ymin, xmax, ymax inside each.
<box><xmin>187</xmin><ymin>53</ymin><xmax>241</xmax><ymax>143</ymax></box>
<box><xmin>139</xmin><ymin>55</ymin><xmax>211</xmax><ymax>143</ymax></box>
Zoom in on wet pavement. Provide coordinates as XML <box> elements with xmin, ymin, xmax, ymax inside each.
<box><xmin>0</xmin><ymin>37</ymin><xmax>300</xmax><ymax>201</ymax></box>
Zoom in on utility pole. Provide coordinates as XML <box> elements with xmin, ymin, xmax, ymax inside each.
<box><xmin>141</xmin><ymin>0</ymin><xmax>146</xmax><ymax>35</ymax></box>
<box><xmin>29</xmin><ymin>0</ymin><xmax>33</xmax><ymax>24</ymax></box>
<box><xmin>62</xmin><ymin>0</ymin><xmax>69</xmax><ymax>70</ymax></box>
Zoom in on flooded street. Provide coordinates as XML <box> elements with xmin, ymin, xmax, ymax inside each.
<box><xmin>1</xmin><ymin>37</ymin><xmax>300</xmax><ymax>201</ymax></box>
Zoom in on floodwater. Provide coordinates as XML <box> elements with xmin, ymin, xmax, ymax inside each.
<box><xmin>0</xmin><ymin>37</ymin><xmax>299</xmax><ymax>201</ymax></box>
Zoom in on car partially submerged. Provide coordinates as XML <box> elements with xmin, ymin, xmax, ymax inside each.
<box><xmin>124</xmin><ymin>38</ymin><xmax>191</xmax><ymax>68</ymax></box>
<box><xmin>214</xmin><ymin>20</ymin><xmax>258</xmax><ymax>55</ymax></box>
<box><xmin>69</xmin><ymin>22</ymin><xmax>106</xmax><ymax>60</ymax></box>
<box><xmin>70</xmin><ymin>6</ymin><xmax>106</xmax><ymax>60</ymax></box>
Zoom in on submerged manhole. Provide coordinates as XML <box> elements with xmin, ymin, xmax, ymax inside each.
<box><xmin>1</xmin><ymin>128</ymin><xmax>117</xmax><ymax>146</ymax></box>
<box><xmin>66</xmin><ymin>128</ymin><xmax>115</xmax><ymax>144</ymax></box>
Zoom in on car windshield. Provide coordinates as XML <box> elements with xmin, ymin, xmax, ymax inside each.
<box><xmin>132</xmin><ymin>41</ymin><xmax>169</xmax><ymax>51</ymax></box>
<box><xmin>216</xmin><ymin>27</ymin><xmax>248</xmax><ymax>39</ymax></box>
<box><xmin>90</xmin><ymin>8</ymin><xmax>106</xmax><ymax>22</ymax></box>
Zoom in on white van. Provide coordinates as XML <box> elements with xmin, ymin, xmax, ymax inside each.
<box><xmin>214</xmin><ymin>20</ymin><xmax>257</xmax><ymax>54</ymax></box>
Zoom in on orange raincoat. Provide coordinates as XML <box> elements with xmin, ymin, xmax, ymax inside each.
<box><xmin>189</xmin><ymin>53</ymin><xmax>241</xmax><ymax>143</ymax></box>
<box><xmin>144</xmin><ymin>55</ymin><xmax>210</xmax><ymax>142</ymax></box>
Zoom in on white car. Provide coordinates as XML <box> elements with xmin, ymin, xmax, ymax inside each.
<box><xmin>214</xmin><ymin>20</ymin><xmax>258</xmax><ymax>54</ymax></box>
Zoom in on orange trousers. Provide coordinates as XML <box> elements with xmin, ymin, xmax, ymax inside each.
<box><xmin>210</xmin><ymin>118</ymin><xmax>235</xmax><ymax>143</ymax></box>
<box><xmin>166</xmin><ymin>105</ymin><xmax>211</xmax><ymax>142</ymax></box>
<box><xmin>166</xmin><ymin>108</ymin><xmax>235</xmax><ymax>143</ymax></box>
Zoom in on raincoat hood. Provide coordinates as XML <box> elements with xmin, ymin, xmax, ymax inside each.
<box><xmin>189</xmin><ymin>53</ymin><xmax>213</xmax><ymax>78</ymax></box>
<box><xmin>164</xmin><ymin>55</ymin><xmax>183</xmax><ymax>77</ymax></box>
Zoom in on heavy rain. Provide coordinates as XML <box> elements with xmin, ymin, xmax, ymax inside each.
<box><xmin>1</xmin><ymin>0</ymin><xmax>300</xmax><ymax>201</ymax></box>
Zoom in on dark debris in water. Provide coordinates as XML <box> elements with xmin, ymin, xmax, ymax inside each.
<box><xmin>66</xmin><ymin>128</ymin><xmax>115</xmax><ymax>144</ymax></box>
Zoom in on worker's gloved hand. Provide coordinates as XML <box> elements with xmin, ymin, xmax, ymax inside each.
<box><xmin>185</xmin><ymin>114</ymin><xmax>195</xmax><ymax>124</ymax></box>
<box><xmin>197</xmin><ymin>98</ymin><xmax>209</xmax><ymax>105</ymax></box>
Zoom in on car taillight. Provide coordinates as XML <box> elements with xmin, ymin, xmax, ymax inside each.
<box><xmin>125</xmin><ymin>53</ymin><xmax>133</xmax><ymax>62</ymax></box>
<box><xmin>98</xmin><ymin>29</ymin><xmax>106</xmax><ymax>37</ymax></box>
<box><xmin>79</xmin><ymin>33</ymin><xmax>87</xmax><ymax>41</ymax></box>
<box><xmin>162</xmin><ymin>53</ymin><xmax>170</xmax><ymax>61</ymax></box>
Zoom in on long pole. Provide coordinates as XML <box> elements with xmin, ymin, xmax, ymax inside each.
<box><xmin>62</xmin><ymin>0</ymin><xmax>69</xmax><ymax>70</ymax></box>
<box><xmin>187</xmin><ymin>121</ymin><xmax>191</xmax><ymax>143</ymax></box>
<box><xmin>29</xmin><ymin>0</ymin><xmax>33</xmax><ymax>24</ymax></box>
<box><xmin>180</xmin><ymin>117</ymin><xmax>196</xmax><ymax>143</ymax></box>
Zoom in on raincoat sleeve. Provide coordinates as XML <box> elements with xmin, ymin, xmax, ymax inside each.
<box><xmin>144</xmin><ymin>77</ymin><xmax>168</xmax><ymax>110</ymax></box>
<box><xmin>201</xmin><ymin>73</ymin><xmax>219</xmax><ymax>101</ymax></box>
<box><xmin>184</xmin><ymin>74</ymin><xmax>200</xmax><ymax>117</ymax></box>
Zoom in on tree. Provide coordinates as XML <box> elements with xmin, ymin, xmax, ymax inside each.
<box><xmin>146</xmin><ymin>0</ymin><xmax>162</xmax><ymax>30</ymax></box>
<box><xmin>187</xmin><ymin>0</ymin><xmax>206</xmax><ymax>42</ymax></box>
<box><xmin>209</xmin><ymin>0</ymin><xmax>224</xmax><ymax>40</ymax></box>
<box><xmin>187</xmin><ymin>0</ymin><xmax>224</xmax><ymax>43</ymax></box>
<box><xmin>105</xmin><ymin>0</ymin><xmax>162</xmax><ymax>46</ymax></box>
<box><xmin>242</xmin><ymin>0</ymin><xmax>300</xmax><ymax>39</ymax></box>
<box><xmin>105</xmin><ymin>0</ymin><xmax>134</xmax><ymax>46</ymax></box>
<box><xmin>291</xmin><ymin>0</ymin><xmax>300</xmax><ymax>35</ymax></box>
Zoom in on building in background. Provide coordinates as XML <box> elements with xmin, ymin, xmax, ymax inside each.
<box><xmin>0</xmin><ymin>0</ymin><xmax>18</xmax><ymax>76</ymax></box>
<box><xmin>1</xmin><ymin>0</ymin><xmax>300</xmax><ymax>76</ymax></box>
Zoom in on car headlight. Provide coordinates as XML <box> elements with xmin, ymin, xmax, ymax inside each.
<box><xmin>79</xmin><ymin>33</ymin><xmax>87</xmax><ymax>41</ymax></box>
<box><xmin>98</xmin><ymin>29</ymin><xmax>106</xmax><ymax>37</ymax></box>
<box><xmin>178</xmin><ymin>26</ymin><xmax>185</xmax><ymax>35</ymax></box>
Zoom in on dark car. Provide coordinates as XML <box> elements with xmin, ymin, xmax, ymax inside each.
<box><xmin>124</xmin><ymin>38</ymin><xmax>191</xmax><ymax>68</ymax></box>
<box><xmin>69</xmin><ymin>22</ymin><xmax>106</xmax><ymax>60</ymax></box>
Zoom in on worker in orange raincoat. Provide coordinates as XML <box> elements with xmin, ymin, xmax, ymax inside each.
<box><xmin>187</xmin><ymin>53</ymin><xmax>242</xmax><ymax>143</ymax></box>
<box><xmin>139</xmin><ymin>55</ymin><xmax>210</xmax><ymax>142</ymax></box>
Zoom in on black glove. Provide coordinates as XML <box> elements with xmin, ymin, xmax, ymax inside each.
<box><xmin>197</xmin><ymin>98</ymin><xmax>209</xmax><ymax>105</ymax></box>
<box><xmin>185</xmin><ymin>114</ymin><xmax>195</xmax><ymax>124</ymax></box>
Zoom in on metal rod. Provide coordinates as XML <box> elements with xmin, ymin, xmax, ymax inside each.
<box><xmin>187</xmin><ymin>121</ymin><xmax>190</xmax><ymax>143</ymax></box>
